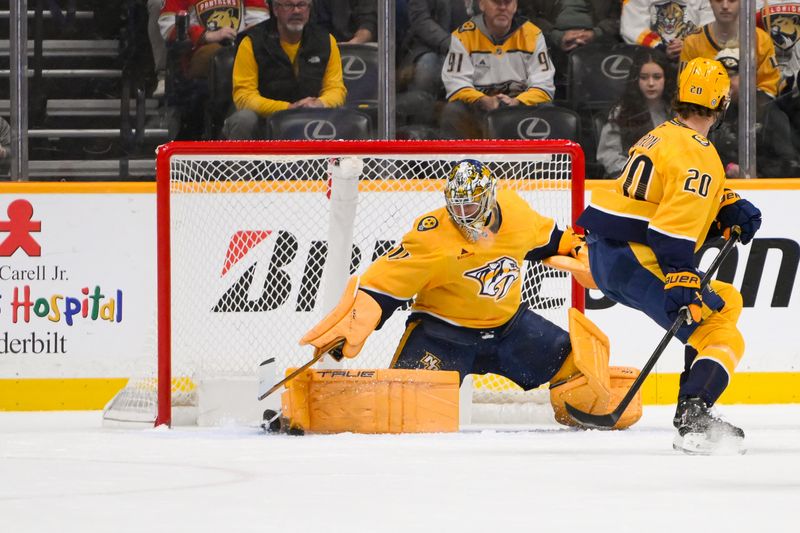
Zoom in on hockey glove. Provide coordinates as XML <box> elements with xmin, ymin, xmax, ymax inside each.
<box><xmin>299</xmin><ymin>277</ymin><xmax>381</xmax><ymax>359</ymax></box>
<box><xmin>664</xmin><ymin>270</ymin><xmax>704</xmax><ymax>324</ymax></box>
<box><xmin>557</xmin><ymin>227</ymin><xmax>586</xmax><ymax>258</ymax></box>
<box><xmin>716</xmin><ymin>189</ymin><xmax>761</xmax><ymax>245</ymax></box>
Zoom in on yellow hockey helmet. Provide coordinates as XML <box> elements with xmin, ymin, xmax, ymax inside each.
<box><xmin>678</xmin><ymin>57</ymin><xmax>731</xmax><ymax>110</ymax></box>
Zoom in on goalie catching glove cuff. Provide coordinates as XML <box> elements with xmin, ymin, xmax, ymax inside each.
<box><xmin>716</xmin><ymin>189</ymin><xmax>761</xmax><ymax>245</ymax></box>
<box><xmin>557</xmin><ymin>227</ymin><xmax>586</xmax><ymax>258</ymax></box>
<box><xmin>545</xmin><ymin>227</ymin><xmax>597</xmax><ymax>289</ymax></box>
<box><xmin>299</xmin><ymin>276</ymin><xmax>381</xmax><ymax>359</ymax></box>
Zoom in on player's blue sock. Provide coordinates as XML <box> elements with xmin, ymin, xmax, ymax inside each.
<box><xmin>678</xmin><ymin>358</ymin><xmax>729</xmax><ymax>406</ymax></box>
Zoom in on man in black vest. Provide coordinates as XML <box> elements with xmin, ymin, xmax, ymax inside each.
<box><xmin>223</xmin><ymin>0</ymin><xmax>347</xmax><ymax>139</ymax></box>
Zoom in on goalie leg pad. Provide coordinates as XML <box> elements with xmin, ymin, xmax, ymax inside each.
<box><xmin>549</xmin><ymin>308</ymin><xmax>612</xmax><ymax>407</ymax></box>
<box><xmin>281</xmin><ymin>368</ymin><xmax>460</xmax><ymax>434</ymax></box>
<box><xmin>551</xmin><ymin>366</ymin><xmax>643</xmax><ymax>430</ymax></box>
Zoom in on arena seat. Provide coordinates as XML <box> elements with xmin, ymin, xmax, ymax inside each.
<box><xmin>266</xmin><ymin>108</ymin><xmax>371</xmax><ymax>140</ymax></box>
<box><xmin>337</xmin><ymin>43</ymin><xmax>378</xmax><ymax>106</ymax></box>
<box><xmin>483</xmin><ymin>104</ymin><xmax>580</xmax><ymax>141</ymax></box>
<box><xmin>567</xmin><ymin>43</ymin><xmax>640</xmax><ymax>111</ymax></box>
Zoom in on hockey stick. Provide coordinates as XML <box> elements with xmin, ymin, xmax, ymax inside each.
<box><xmin>565</xmin><ymin>229</ymin><xmax>741</xmax><ymax>429</ymax></box>
<box><xmin>257</xmin><ymin>339</ymin><xmax>345</xmax><ymax>401</ymax></box>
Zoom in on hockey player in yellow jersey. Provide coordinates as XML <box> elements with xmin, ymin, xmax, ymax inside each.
<box><xmin>578</xmin><ymin>57</ymin><xmax>762</xmax><ymax>454</ymax></box>
<box><xmin>300</xmin><ymin>159</ymin><xmax>645</xmax><ymax>430</ymax></box>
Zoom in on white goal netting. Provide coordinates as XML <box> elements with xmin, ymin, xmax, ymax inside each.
<box><xmin>103</xmin><ymin>140</ymin><xmax>583</xmax><ymax>427</ymax></box>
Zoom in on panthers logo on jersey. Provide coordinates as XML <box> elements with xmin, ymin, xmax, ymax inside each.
<box><xmin>652</xmin><ymin>1</ymin><xmax>696</xmax><ymax>42</ymax></box>
<box><xmin>764</xmin><ymin>11</ymin><xmax>800</xmax><ymax>51</ymax></box>
<box><xmin>197</xmin><ymin>0</ymin><xmax>241</xmax><ymax>31</ymax></box>
<box><xmin>464</xmin><ymin>256</ymin><xmax>520</xmax><ymax>300</ymax></box>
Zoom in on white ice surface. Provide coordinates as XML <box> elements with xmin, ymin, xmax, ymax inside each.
<box><xmin>1</xmin><ymin>405</ymin><xmax>799</xmax><ymax>533</ymax></box>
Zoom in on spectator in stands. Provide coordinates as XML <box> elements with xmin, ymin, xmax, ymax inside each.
<box><xmin>681</xmin><ymin>0</ymin><xmax>780</xmax><ymax>109</ymax></box>
<box><xmin>395</xmin><ymin>1</ymin><xmax>477</xmax><ymax>136</ymax></box>
<box><xmin>312</xmin><ymin>0</ymin><xmax>377</xmax><ymax>43</ymax></box>
<box><xmin>401</xmin><ymin>0</ymin><xmax>477</xmax><ymax>97</ymax></box>
<box><xmin>521</xmin><ymin>0</ymin><xmax>621</xmax><ymax>52</ymax></box>
<box><xmin>159</xmin><ymin>0</ymin><xmax>270</xmax><ymax>80</ymax></box>
<box><xmin>158</xmin><ymin>1</ymin><xmax>269</xmax><ymax>139</ymax></box>
<box><xmin>223</xmin><ymin>0</ymin><xmax>347</xmax><ymax>139</ymax></box>
<box><xmin>520</xmin><ymin>0</ymin><xmax>622</xmax><ymax>98</ymax></box>
<box><xmin>596</xmin><ymin>48</ymin><xmax>675</xmax><ymax>177</ymax></box>
<box><xmin>439</xmin><ymin>0</ymin><xmax>556</xmax><ymax>139</ymax></box>
<box><xmin>147</xmin><ymin>0</ymin><xmax>167</xmax><ymax>97</ymax></box>
<box><xmin>756</xmin><ymin>0</ymin><xmax>800</xmax><ymax>94</ymax></box>
<box><xmin>709</xmin><ymin>48</ymin><xmax>800</xmax><ymax>177</ymax></box>
<box><xmin>621</xmin><ymin>0</ymin><xmax>714</xmax><ymax>61</ymax></box>
<box><xmin>775</xmin><ymin>51</ymin><xmax>800</xmax><ymax>154</ymax></box>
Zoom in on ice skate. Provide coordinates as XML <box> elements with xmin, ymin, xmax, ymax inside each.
<box><xmin>672</xmin><ymin>397</ymin><xmax>745</xmax><ymax>455</ymax></box>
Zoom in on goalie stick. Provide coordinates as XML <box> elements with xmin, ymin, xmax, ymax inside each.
<box><xmin>257</xmin><ymin>338</ymin><xmax>345</xmax><ymax>401</ymax></box>
<box><xmin>565</xmin><ymin>228</ymin><xmax>741</xmax><ymax>429</ymax></box>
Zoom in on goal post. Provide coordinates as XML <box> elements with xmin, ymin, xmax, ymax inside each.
<box><xmin>106</xmin><ymin>139</ymin><xmax>585</xmax><ymax>428</ymax></box>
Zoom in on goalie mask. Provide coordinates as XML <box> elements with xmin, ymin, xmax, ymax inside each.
<box><xmin>444</xmin><ymin>159</ymin><xmax>497</xmax><ymax>242</ymax></box>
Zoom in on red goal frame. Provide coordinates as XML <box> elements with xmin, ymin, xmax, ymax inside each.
<box><xmin>155</xmin><ymin>139</ymin><xmax>585</xmax><ymax>427</ymax></box>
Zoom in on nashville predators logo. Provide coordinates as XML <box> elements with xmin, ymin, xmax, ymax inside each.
<box><xmin>419</xmin><ymin>352</ymin><xmax>442</xmax><ymax>371</ymax></box>
<box><xmin>417</xmin><ymin>216</ymin><xmax>438</xmax><ymax>232</ymax></box>
<box><xmin>760</xmin><ymin>10</ymin><xmax>800</xmax><ymax>51</ymax></box>
<box><xmin>458</xmin><ymin>21</ymin><xmax>476</xmax><ymax>33</ymax></box>
<box><xmin>199</xmin><ymin>3</ymin><xmax>241</xmax><ymax>31</ymax></box>
<box><xmin>464</xmin><ymin>256</ymin><xmax>520</xmax><ymax>300</ymax></box>
<box><xmin>652</xmin><ymin>2</ymin><xmax>696</xmax><ymax>41</ymax></box>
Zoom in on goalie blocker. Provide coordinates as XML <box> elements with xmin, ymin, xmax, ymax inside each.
<box><xmin>289</xmin><ymin>279</ymin><xmax>641</xmax><ymax>433</ymax></box>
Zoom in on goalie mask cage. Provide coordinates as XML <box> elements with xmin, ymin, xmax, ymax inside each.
<box><xmin>103</xmin><ymin>139</ymin><xmax>585</xmax><ymax>428</ymax></box>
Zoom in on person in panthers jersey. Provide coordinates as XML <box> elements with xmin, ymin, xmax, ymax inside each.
<box><xmin>439</xmin><ymin>0</ymin><xmax>555</xmax><ymax>138</ymax></box>
<box><xmin>159</xmin><ymin>0</ymin><xmax>270</xmax><ymax>78</ymax></box>
<box><xmin>578</xmin><ymin>57</ymin><xmax>762</xmax><ymax>454</ymax></box>
<box><xmin>621</xmin><ymin>0</ymin><xmax>715</xmax><ymax>60</ymax></box>
<box><xmin>299</xmin><ymin>159</ymin><xmax>645</xmax><ymax>430</ymax></box>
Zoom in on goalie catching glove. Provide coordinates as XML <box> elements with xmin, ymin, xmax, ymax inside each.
<box><xmin>299</xmin><ymin>276</ymin><xmax>381</xmax><ymax>360</ymax></box>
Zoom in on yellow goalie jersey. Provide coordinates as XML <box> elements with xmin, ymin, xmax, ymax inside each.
<box><xmin>359</xmin><ymin>189</ymin><xmax>558</xmax><ymax>329</ymax></box>
<box><xmin>577</xmin><ymin>119</ymin><xmax>727</xmax><ymax>271</ymax></box>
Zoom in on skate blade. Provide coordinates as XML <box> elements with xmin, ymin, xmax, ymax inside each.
<box><xmin>673</xmin><ymin>432</ymin><xmax>747</xmax><ymax>455</ymax></box>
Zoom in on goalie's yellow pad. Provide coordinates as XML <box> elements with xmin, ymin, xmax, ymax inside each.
<box><xmin>550</xmin><ymin>308</ymin><xmax>612</xmax><ymax>405</ymax></box>
<box><xmin>281</xmin><ymin>368</ymin><xmax>460</xmax><ymax>434</ymax></box>
<box><xmin>550</xmin><ymin>366</ymin><xmax>643</xmax><ymax>429</ymax></box>
<box><xmin>299</xmin><ymin>275</ymin><xmax>381</xmax><ymax>359</ymax></box>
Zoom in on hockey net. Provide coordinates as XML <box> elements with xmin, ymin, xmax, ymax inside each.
<box><xmin>102</xmin><ymin>140</ymin><xmax>584</xmax><ymax>428</ymax></box>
